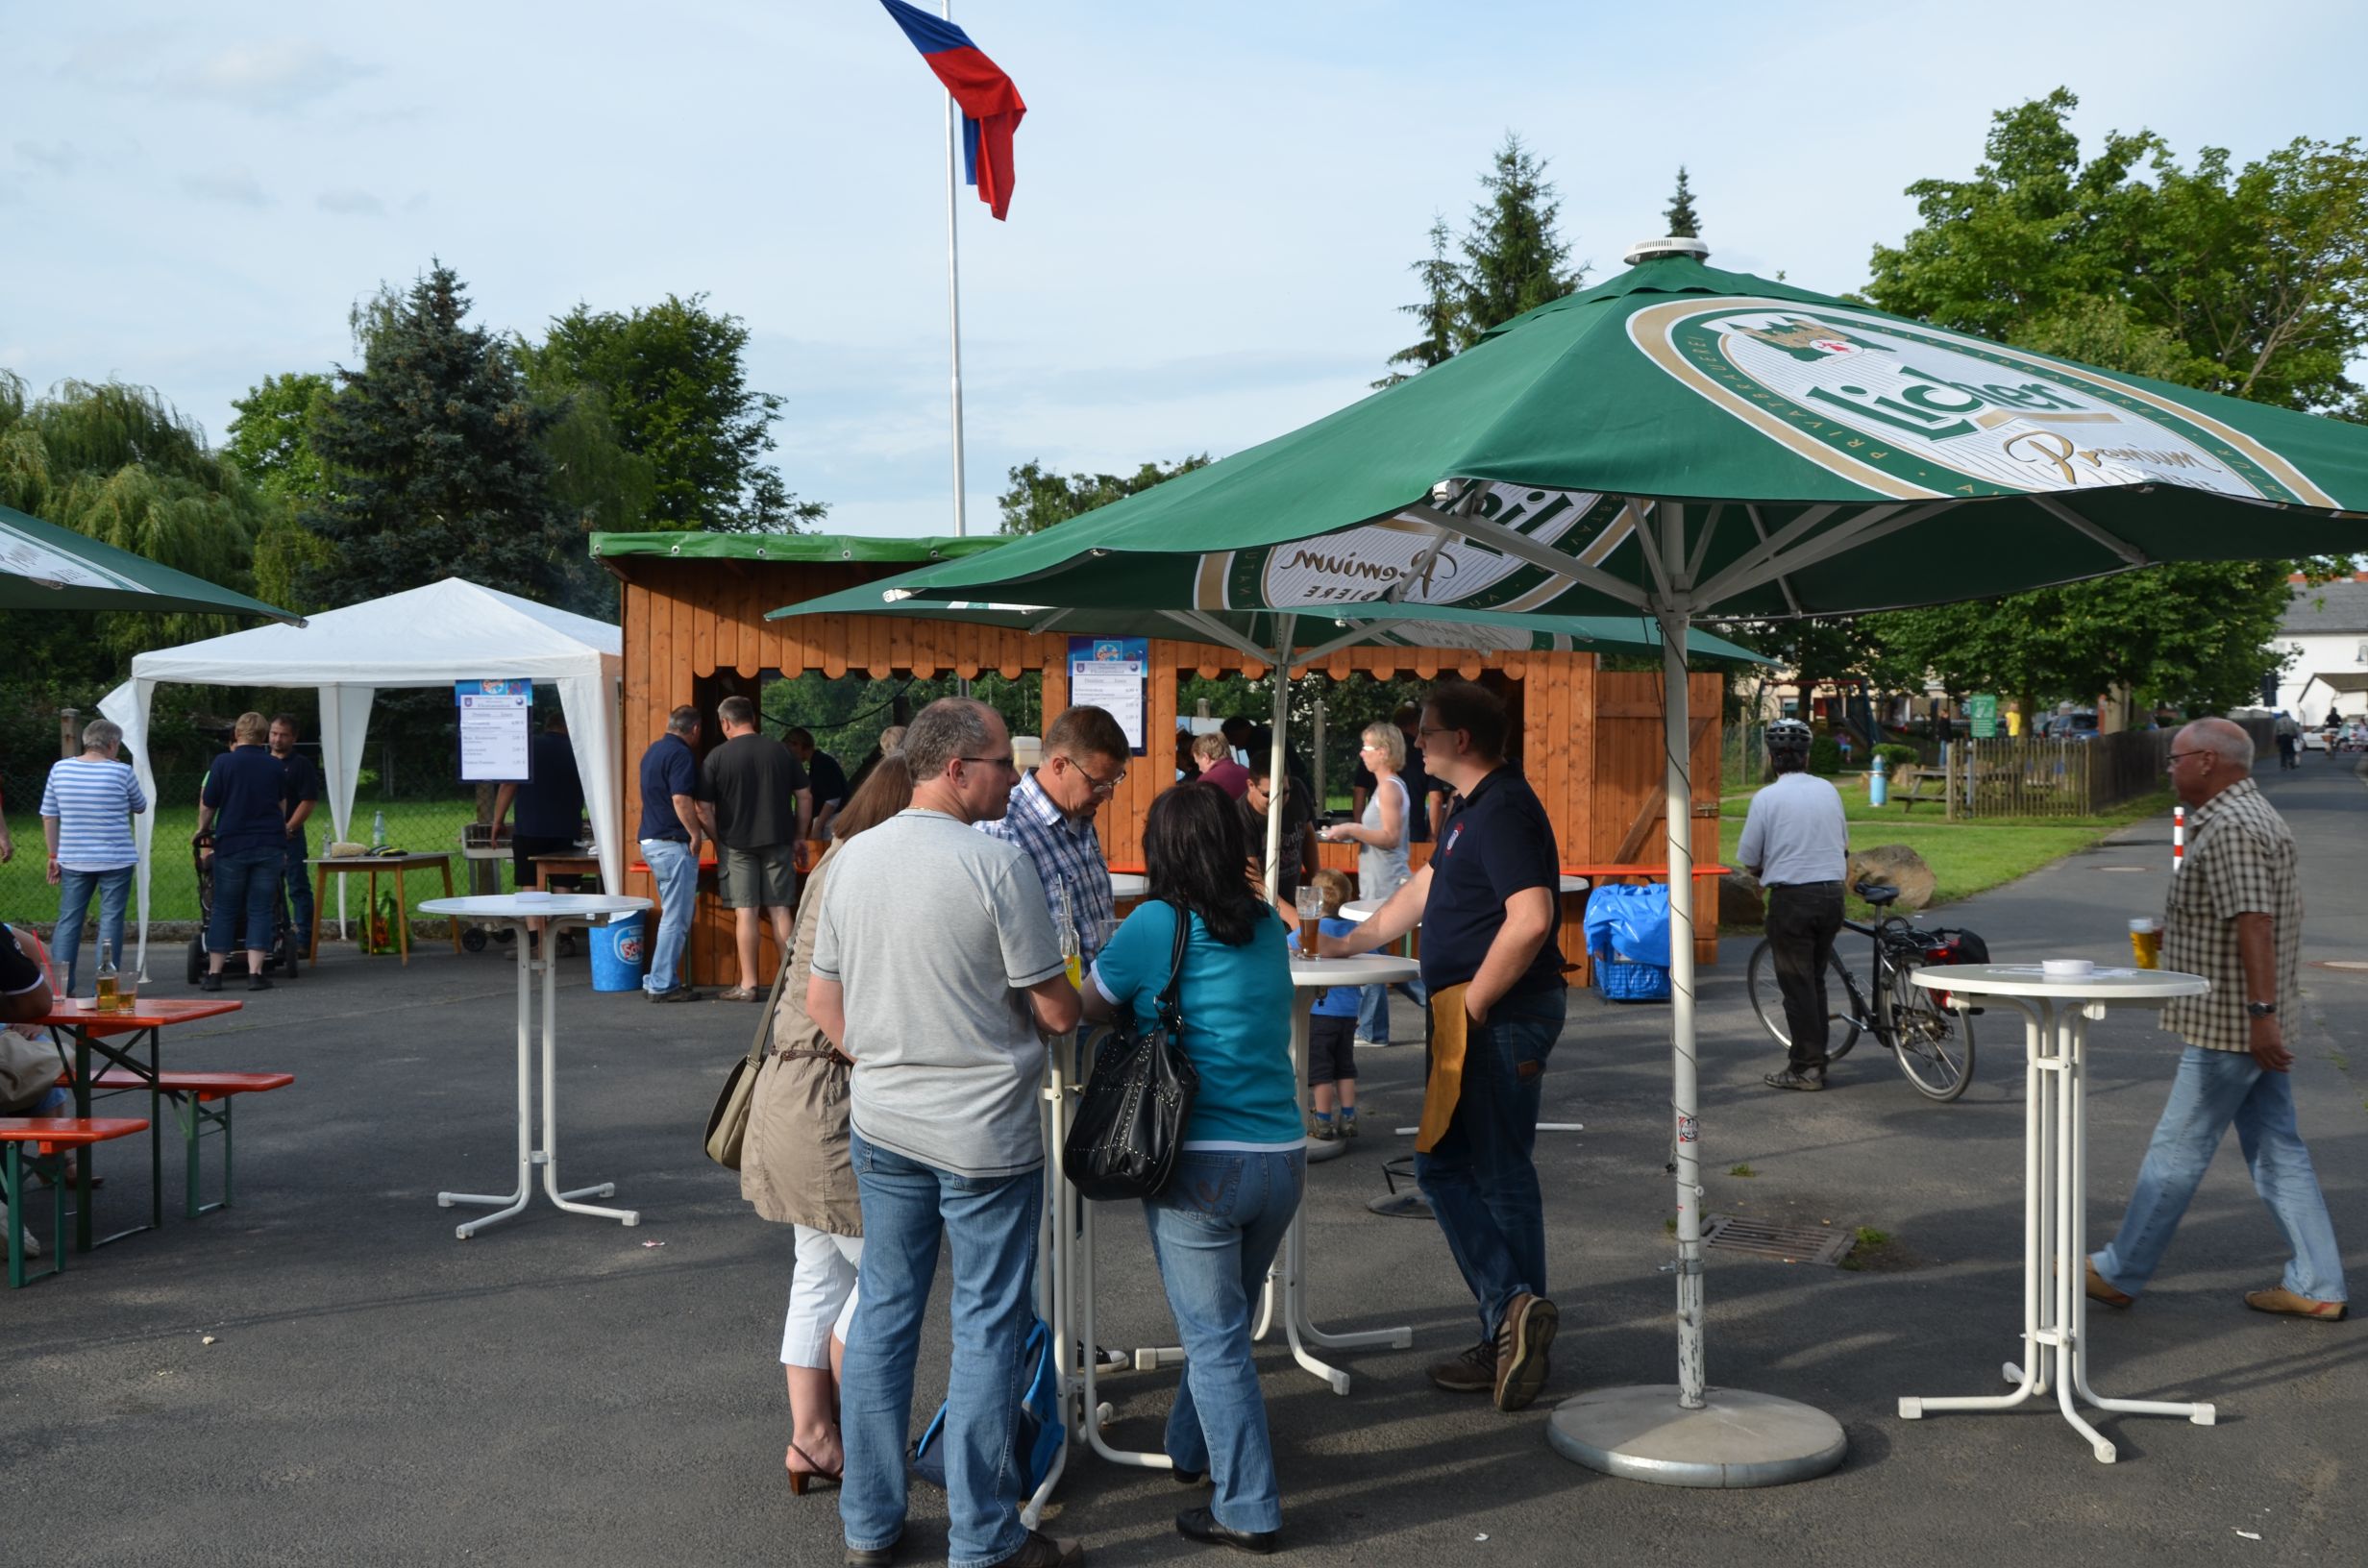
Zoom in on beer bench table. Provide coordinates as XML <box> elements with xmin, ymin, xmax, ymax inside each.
<box><xmin>308</xmin><ymin>852</ymin><xmax>462</xmax><ymax>965</ymax></box>
<box><xmin>2</xmin><ymin>1118</ymin><xmax>150</xmax><ymax>1286</ymax></box>
<box><xmin>38</xmin><ymin>997</ymin><xmax>245</xmax><ymax>1252</ymax></box>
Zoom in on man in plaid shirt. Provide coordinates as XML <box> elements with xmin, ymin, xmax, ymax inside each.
<box><xmin>2088</xmin><ymin>719</ymin><xmax>2348</xmax><ymax>1321</ymax></box>
<box><xmin>977</xmin><ymin>705</ymin><xmax>1129</xmax><ymax>972</ymax></box>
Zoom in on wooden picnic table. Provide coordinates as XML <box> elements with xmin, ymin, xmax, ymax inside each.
<box><xmin>308</xmin><ymin>852</ymin><xmax>461</xmax><ymax>965</ymax></box>
<box><xmin>35</xmin><ymin>997</ymin><xmax>245</xmax><ymax>1252</ymax></box>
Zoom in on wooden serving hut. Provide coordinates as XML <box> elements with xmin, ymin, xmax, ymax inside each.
<box><xmin>594</xmin><ymin>532</ymin><xmax>1723</xmax><ymax>990</ymax></box>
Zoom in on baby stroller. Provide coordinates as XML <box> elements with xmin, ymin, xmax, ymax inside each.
<box><xmin>185</xmin><ymin>831</ymin><xmax>304</xmax><ymax>984</ymax></box>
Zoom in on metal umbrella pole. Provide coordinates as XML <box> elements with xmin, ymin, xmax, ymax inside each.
<box><xmin>1546</xmin><ymin>501</ymin><xmax>1846</xmax><ymax>1485</ymax></box>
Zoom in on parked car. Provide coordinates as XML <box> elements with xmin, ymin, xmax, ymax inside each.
<box><xmin>2039</xmin><ymin>710</ymin><xmax>2100</xmax><ymax>741</ymax></box>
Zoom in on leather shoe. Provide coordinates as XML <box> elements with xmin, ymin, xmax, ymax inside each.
<box><xmin>844</xmin><ymin>1532</ymin><xmax>900</xmax><ymax>1567</ymax></box>
<box><xmin>984</xmin><ymin>1530</ymin><xmax>1083</xmax><ymax>1568</ymax></box>
<box><xmin>1493</xmin><ymin>1292</ymin><xmax>1557</xmax><ymax>1412</ymax></box>
<box><xmin>1764</xmin><ymin>1067</ymin><xmax>1825</xmax><ymax>1091</ymax></box>
<box><xmin>2245</xmin><ymin>1286</ymin><xmax>2346</xmax><ymax>1321</ymax></box>
<box><xmin>2084</xmin><ymin>1260</ymin><xmax>2133</xmax><ymax>1309</ymax></box>
<box><xmin>1177</xmin><ymin>1507</ymin><xmax>1276</xmax><ymax>1556</ymax></box>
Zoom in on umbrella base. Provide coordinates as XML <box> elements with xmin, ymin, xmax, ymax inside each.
<box><xmin>1305</xmin><ymin>1135</ymin><xmax>1351</xmax><ymax>1164</ymax></box>
<box><xmin>1547</xmin><ymin>1384</ymin><xmax>1846</xmax><ymax>1488</ymax></box>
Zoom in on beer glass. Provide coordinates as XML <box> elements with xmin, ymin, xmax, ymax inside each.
<box><xmin>2129</xmin><ymin>918</ymin><xmax>2163</xmax><ymax>970</ymax></box>
<box><xmin>1295</xmin><ymin>886</ymin><xmax>1324</xmax><ymax>958</ymax></box>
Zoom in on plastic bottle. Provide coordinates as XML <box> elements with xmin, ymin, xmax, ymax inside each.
<box><xmin>372</xmin><ymin>810</ymin><xmax>387</xmax><ymax>848</ymax></box>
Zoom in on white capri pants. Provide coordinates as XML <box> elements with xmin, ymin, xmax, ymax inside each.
<box><xmin>781</xmin><ymin>1225</ymin><xmax>863</xmax><ymax>1369</ymax></box>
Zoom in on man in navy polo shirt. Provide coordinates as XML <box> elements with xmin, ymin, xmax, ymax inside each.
<box><xmin>636</xmin><ymin>705</ymin><xmax>707</xmax><ymax>1001</ymax></box>
<box><xmin>1324</xmin><ymin>678</ymin><xmax>1565</xmax><ymax>1412</ymax></box>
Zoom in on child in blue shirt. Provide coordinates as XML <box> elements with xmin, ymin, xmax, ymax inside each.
<box><xmin>1291</xmin><ymin>869</ymin><xmax>1363</xmax><ymax>1139</ymax></box>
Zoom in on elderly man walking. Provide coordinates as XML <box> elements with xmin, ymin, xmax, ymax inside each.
<box><xmin>977</xmin><ymin>703</ymin><xmax>1127</xmax><ymax>973</ymax></box>
<box><xmin>703</xmin><ymin>695</ymin><xmax>812</xmax><ymax>1001</ymax></box>
<box><xmin>1324</xmin><ymin>679</ymin><xmax>1567</xmax><ymax>1411</ymax></box>
<box><xmin>40</xmin><ymin>718</ymin><xmax>149</xmax><ymax>995</ymax></box>
<box><xmin>2087</xmin><ymin>718</ymin><xmax>2348</xmax><ymax>1321</ymax></box>
<box><xmin>808</xmin><ymin>698</ymin><xmax>1085</xmax><ymax>1568</ymax></box>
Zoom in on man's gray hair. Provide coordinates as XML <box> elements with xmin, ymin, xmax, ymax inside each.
<box><xmin>666</xmin><ymin>704</ymin><xmax>701</xmax><ymax>737</ymax></box>
<box><xmin>903</xmin><ymin>698</ymin><xmax>998</xmax><ymax>780</ymax></box>
<box><xmin>2186</xmin><ymin>717</ymin><xmax>2255</xmax><ymax>770</ymax></box>
<box><xmin>82</xmin><ymin>718</ymin><xmax>122</xmax><ymax>751</ymax></box>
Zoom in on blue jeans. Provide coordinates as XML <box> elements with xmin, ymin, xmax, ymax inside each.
<box><xmin>1417</xmin><ymin>987</ymin><xmax>1567</xmax><ymax>1342</ymax></box>
<box><xmin>840</xmin><ymin>1130</ymin><xmax>1041</xmax><ymax>1568</ymax></box>
<box><xmin>2092</xmin><ymin>1045</ymin><xmax>2348</xmax><ymax>1303</ymax></box>
<box><xmin>282</xmin><ymin>831</ymin><xmax>312</xmax><ymax>940</ymax></box>
<box><xmin>206</xmin><ymin>846</ymin><xmax>283</xmax><ymax>959</ymax></box>
<box><xmin>1356</xmin><ymin>974</ymin><xmax>1428</xmax><ymax>1042</ymax></box>
<box><xmin>54</xmin><ymin>864</ymin><xmax>133</xmax><ymax>995</ymax></box>
<box><xmin>1143</xmin><ymin>1149</ymin><xmax>1304</xmax><ymax>1535</ymax></box>
<box><xmin>638</xmin><ymin>839</ymin><xmax>697</xmax><ymax>994</ymax></box>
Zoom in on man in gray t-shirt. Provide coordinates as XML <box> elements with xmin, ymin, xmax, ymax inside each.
<box><xmin>1737</xmin><ymin>720</ymin><xmax>1849</xmax><ymax>1091</ymax></box>
<box><xmin>806</xmin><ymin>698</ymin><xmax>1083</xmax><ymax>1568</ymax></box>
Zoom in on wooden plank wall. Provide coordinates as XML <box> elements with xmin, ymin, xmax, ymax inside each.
<box><xmin>611</xmin><ymin>557</ymin><xmax>1721</xmax><ymax>987</ymax></box>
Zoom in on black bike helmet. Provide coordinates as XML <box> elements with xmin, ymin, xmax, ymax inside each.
<box><xmin>1765</xmin><ymin>719</ymin><xmax>1814</xmax><ymax>757</ymax></box>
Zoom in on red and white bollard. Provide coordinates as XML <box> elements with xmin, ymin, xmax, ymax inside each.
<box><xmin>2173</xmin><ymin>804</ymin><xmax>2185</xmax><ymax>871</ymax></box>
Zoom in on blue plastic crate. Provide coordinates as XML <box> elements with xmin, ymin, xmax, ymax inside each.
<box><xmin>1591</xmin><ymin>946</ymin><xmax>1671</xmax><ymax>1003</ymax></box>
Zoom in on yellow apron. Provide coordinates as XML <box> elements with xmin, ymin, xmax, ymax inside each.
<box><xmin>1416</xmin><ymin>983</ymin><xmax>1471</xmax><ymax>1153</ymax></box>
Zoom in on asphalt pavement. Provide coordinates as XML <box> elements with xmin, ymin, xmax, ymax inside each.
<box><xmin>5</xmin><ymin>760</ymin><xmax>2362</xmax><ymax>1567</ymax></box>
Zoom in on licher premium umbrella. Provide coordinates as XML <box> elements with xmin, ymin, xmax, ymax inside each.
<box><xmin>0</xmin><ymin>502</ymin><xmax>302</xmax><ymax>622</ymax></box>
<box><xmin>786</xmin><ymin>241</ymin><xmax>2368</xmax><ymax>1484</ymax></box>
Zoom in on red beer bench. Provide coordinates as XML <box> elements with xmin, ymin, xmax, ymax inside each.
<box><xmin>1</xmin><ymin>1118</ymin><xmax>150</xmax><ymax>1287</ymax></box>
<box><xmin>92</xmin><ymin>1070</ymin><xmax>296</xmax><ymax>1220</ymax></box>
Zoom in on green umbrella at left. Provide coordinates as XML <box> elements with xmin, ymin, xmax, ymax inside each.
<box><xmin>0</xmin><ymin>502</ymin><xmax>303</xmax><ymax>622</ymax></box>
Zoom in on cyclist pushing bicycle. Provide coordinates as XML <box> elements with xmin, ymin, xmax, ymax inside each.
<box><xmin>1736</xmin><ymin>719</ymin><xmax>1848</xmax><ymax>1091</ymax></box>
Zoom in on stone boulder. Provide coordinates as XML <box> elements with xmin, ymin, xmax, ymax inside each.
<box><xmin>1847</xmin><ymin>844</ymin><xmax>1936</xmax><ymax>911</ymax></box>
<box><xmin>1718</xmin><ymin>870</ymin><xmax>1765</xmax><ymax>926</ymax></box>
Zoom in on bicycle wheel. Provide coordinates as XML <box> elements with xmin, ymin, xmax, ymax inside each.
<box><xmin>1883</xmin><ymin>962</ymin><xmax>1977</xmax><ymax>1101</ymax></box>
<box><xmin>1745</xmin><ymin>941</ymin><xmax>1862</xmax><ymax>1064</ymax></box>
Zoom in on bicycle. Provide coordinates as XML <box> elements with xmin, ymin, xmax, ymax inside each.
<box><xmin>1745</xmin><ymin>881</ymin><xmax>1986</xmax><ymax>1101</ymax></box>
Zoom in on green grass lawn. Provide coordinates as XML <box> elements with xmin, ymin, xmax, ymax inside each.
<box><xmin>3</xmin><ymin>797</ymin><xmax>486</xmax><ymax>928</ymax></box>
<box><xmin>1718</xmin><ymin>777</ymin><xmax>2175</xmax><ymax>929</ymax></box>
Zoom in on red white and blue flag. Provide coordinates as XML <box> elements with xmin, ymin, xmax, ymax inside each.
<box><xmin>879</xmin><ymin>1</ymin><xmax>1026</xmax><ymax>221</ymax></box>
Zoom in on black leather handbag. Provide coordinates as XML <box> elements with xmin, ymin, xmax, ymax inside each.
<box><xmin>1063</xmin><ymin>904</ymin><xmax>1196</xmax><ymax>1202</ymax></box>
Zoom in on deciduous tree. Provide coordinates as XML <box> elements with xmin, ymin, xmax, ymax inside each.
<box><xmin>998</xmin><ymin>454</ymin><xmax>1211</xmax><ymax>535</ymax></box>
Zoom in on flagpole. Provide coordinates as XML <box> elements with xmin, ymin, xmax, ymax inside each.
<box><xmin>942</xmin><ymin>1</ymin><xmax>968</xmax><ymax>537</ymax></box>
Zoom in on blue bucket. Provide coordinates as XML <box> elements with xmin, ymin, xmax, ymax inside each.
<box><xmin>589</xmin><ymin>912</ymin><xmax>647</xmax><ymax>992</ymax></box>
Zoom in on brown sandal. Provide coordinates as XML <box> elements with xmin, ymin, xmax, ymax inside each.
<box><xmin>786</xmin><ymin>1440</ymin><xmax>843</xmax><ymax>1495</ymax></box>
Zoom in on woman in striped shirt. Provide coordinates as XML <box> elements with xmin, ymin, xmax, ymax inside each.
<box><xmin>40</xmin><ymin>718</ymin><xmax>149</xmax><ymax>996</ymax></box>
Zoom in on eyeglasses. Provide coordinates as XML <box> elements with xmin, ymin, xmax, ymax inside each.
<box><xmin>2166</xmin><ymin>750</ymin><xmax>2208</xmax><ymax>767</ymax></box>
<box><xmin>957</xmin><ymin>754</ymin><xmax>1019</xmax><ymax>772</ymax></box>
<box><xmin>1062</xmin><ymin>754</ymin><xmax>1126</xmax><ymax>796</ymax></box>
<box><xmin>1416</xmin><ymin>725</ymin><xmax>1457</xmax><ymax>741</ymax></box>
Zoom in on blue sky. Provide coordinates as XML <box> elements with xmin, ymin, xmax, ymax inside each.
<box><xmin>6</xmin><ymin>1</ymin><xmax>2363</xmax><ymax>538</ymax></box>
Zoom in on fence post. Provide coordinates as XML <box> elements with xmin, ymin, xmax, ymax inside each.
<box><xmin>1943</xmin><ymin>738</ymin><xmax>1958</xmax><ymax>821</ymax></box>
<box><xmin>58</xmin><ymin>707</ymin><xmax>79</xmax><ymax>759</ymax></box>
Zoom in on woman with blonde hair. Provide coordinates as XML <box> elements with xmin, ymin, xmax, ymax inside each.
<box><xmin>1320</xmin><ymin>721</ymin><xmax>1421</xmax><ymax>1043</ymax></box>
<box><xmin>742</xmin><ymin>752</ymin><xmax>914</xmax><ymax>1493</ymax></box>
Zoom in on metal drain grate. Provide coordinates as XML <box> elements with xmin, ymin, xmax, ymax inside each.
<box><xmin>1701</xmin><ymin>1213</ymin><xmax>1857</xmax><ymax>1266</ymax></box>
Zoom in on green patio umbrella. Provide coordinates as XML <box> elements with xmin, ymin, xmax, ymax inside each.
<box><xmin>0</xmin><ymin>502</ymin><xmax>302</xmax><ymax>622</ymax></box>
<box><xmin>785</xmin><ymin>244</ymin><xmax>2368</xmax><ymax>1483</ymax></box>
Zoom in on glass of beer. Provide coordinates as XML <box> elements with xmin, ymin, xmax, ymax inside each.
<box><xmin>2129</xmin><ymin>918</ymin><xmax>2163</xmax><ymax>969</ymax></box>
<box><xmin>1295</xmin><ymin>886</ymin><xmax>1324</xmax><ymax>959</ymax></box>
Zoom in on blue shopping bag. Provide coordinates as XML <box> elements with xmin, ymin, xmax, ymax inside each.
<box><xmin>909</xmin><ymin>1315</ymin><xmax>1066</xmax><ymax>1497</ymax></box>
<box><xmin>1582</xmin><ymin>884</ymin><xmax>1671</xmax><ymax>967</ymax></box>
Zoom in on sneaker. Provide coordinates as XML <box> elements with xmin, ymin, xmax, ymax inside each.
<box><xmin>198</xmin><ymin>972</ymin><xmax>223</xmax><ymax>992</ymax></box>
<box><xmin>1175</xmin><ymin>1506</ymin><xmax>1277</xmax><ymax>1555</ymax></box>
<box><xmin>1493</xmin><ymin>1293</ymin><xmax>1558</xmax><ymax>1412</ymax></box>
<box><xmin>247</xmin><ymin>975</ymin><xmax>274</xmax><ymax>992</ymax></box>
<box><xmin>0</xmin><ymin>1203</ymin><xmax>40</xmax><ymax>1259</ymax></box>
<box><xmin>1339</xmin><ymin>1112</ymin><xmax>1361</xmax><ymax>1139</ymax></box>
<box><xmin>1426</xmin><ymin>1339</ymin><xmax>1497</xmax><ymax>1393</ymax></box>
<box><xmin>648</xmin><ymin>986</ymin><xmax>698</xmax><ymax>1004</ymax></box>
<box><xmin>983</xmin><ymin>1530</ymin><xmax>1083</xmax><ymax>1568</ymax></box>
<box><xmin>1763</xmin><ymin>1067</ymin><xmax>1824</xmax><ymax>1091</ymax></box>
<box><xmin>1309</xmin><ymin>1119</ymin><xmax>1339</xmax><ymax>1141</ymax></box>
<box><xmin>2244</xmin><ymin>1286</ymin><xmax>2346</xmax><ymax>1321</ymax></box>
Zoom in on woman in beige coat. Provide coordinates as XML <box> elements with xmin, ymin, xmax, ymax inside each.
<box><xmin>742</xmin><ymin>752</ymin><xmax>912</xmax><ymax>1492</ymax></box>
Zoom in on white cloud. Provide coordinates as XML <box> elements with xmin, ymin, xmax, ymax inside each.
<box><xmin>13</xmin><ymin>140</ymin><xmax>81</xmax><ymax>175</ymax></box>
<box><xmin>181</xmin><ymin>168</ymin><xmax>270</xmax><ymax>207</ymax></box>
<box><xmin>162</xmin><ymin>41</ymin><xmax>375</xmax><ymax>112</ymax></box>
<box><xmin>316</xmin><ymin>188</ymin><xmax>383</xmax><ymax>216</ymax></box>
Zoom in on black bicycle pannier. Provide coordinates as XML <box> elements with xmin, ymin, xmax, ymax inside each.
<box><xmin>1063</xmin><ymin>905</ymin><xmax>1196</xmax><ymax>1201</ymax></box>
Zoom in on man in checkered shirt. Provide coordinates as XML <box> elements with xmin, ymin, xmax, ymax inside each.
<box><xmin>976</xmin><ymin>705</ymin><xmax>1129</xmax><ymax>972</ymax></box>
<box><xmin>2087</xmin><ymin>719</ymin><xmax>2348</xmax><ymax>1321</ymax></box>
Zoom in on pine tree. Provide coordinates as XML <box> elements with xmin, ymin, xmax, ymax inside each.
<box><xmin>1665</xmin><ymin>166</ymin><xmax>1702</xmax><ymax>238</ymax></box>
<box><xmin>1376</xmin><ymin>217</ymin><xmax>1464</xmax><ymax>388</ymax></box>
<box><xmin>299</xmin><ymin>263</ymin><xmax>579</xmax><ymax>610</ymax></box>
<box><xmin>1458</xmin><ymin>134</ymin><xmax>1582</xmax><ymax>342</ymax></box>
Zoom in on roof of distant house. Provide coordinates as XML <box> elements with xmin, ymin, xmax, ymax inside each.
<box><xmin>2282</xmin><ymin>577</ymin><xmax>2368</xmax><ymax>634</ymax></box>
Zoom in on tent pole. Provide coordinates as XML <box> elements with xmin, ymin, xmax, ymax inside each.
<box><xmin>1263</xmin><ymin>617</ymin><xmax>1296</xmax><ymax>901</ymax></box>
<box><xmin>1545</xmin><ymin>502</ymin><xmax>1846</xmax><ymax>1487</ymax></box>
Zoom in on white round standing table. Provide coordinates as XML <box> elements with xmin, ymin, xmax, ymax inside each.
<box><xmin>419</xmin><ymin>894</ymin><xmax>652</xmax><ymax>1239</ymax></box>
<box><xmin>1108</xmin><ymin>872</ymin><xmax>1148</xmax><ymax>900</ymax></box>
<box><xmin>1898</xmin><ymin>963</ymin><xmax>2213</xmax><ymax>1462</ymax></box>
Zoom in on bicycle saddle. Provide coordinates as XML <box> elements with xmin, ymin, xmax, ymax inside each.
<box><xmin>1855</xmin><ymin>882</ymin><xmax>1901</xmax><ymax>906</ymax></box>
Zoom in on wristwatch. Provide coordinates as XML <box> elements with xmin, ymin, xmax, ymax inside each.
<box><xmin>2246</xmin><ymin>1001</ymin><xmax>2278</xmax><ymax>1018</ymax></box>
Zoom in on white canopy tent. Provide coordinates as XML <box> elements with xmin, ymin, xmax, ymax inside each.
<box><xmin>99</xmin><ymin>577</ymin><xmax>624</xmax><ymax>972</ymax></box>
